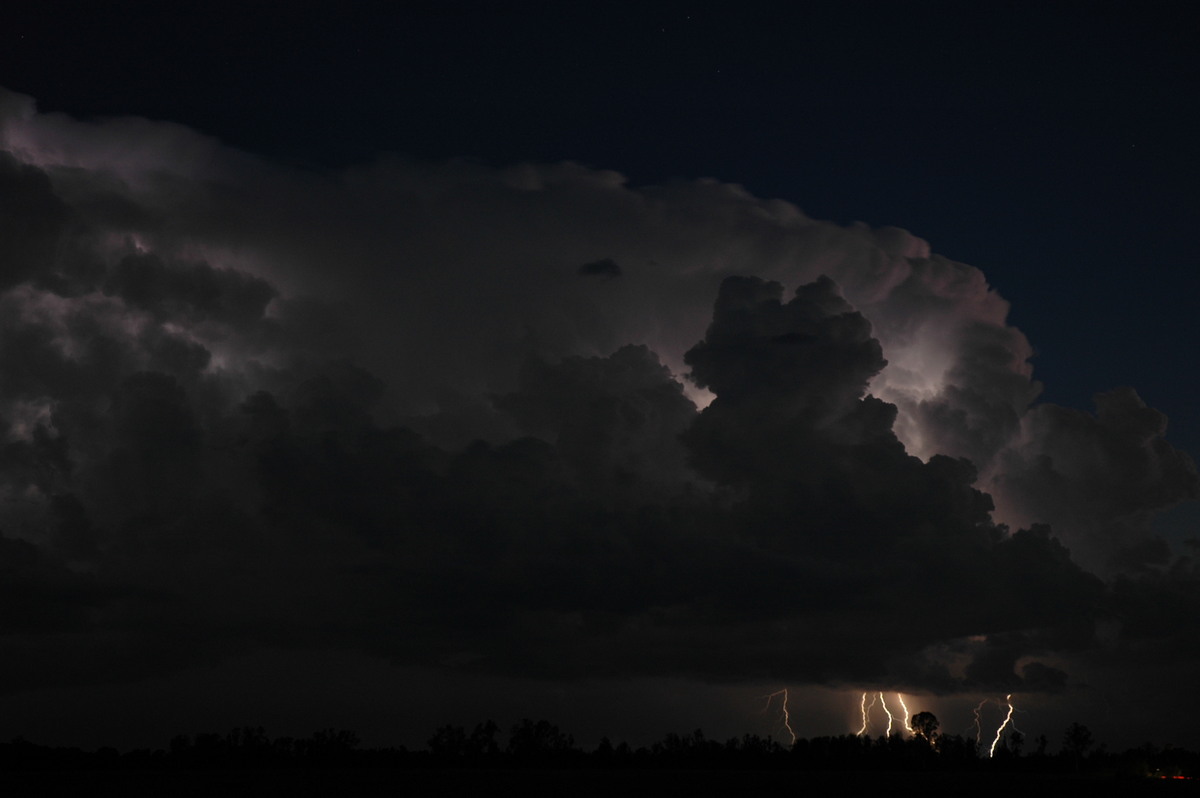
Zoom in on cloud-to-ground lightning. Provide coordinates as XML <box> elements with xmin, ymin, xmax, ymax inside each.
<box><xmin>857</xmin><ymin>691</ymin><xmax>917</xmax><ymax>737</ymax></box>
<box><xmin>762</xmin><ymin>689</ymin><xmax>797</xmax><ymax>745</ymax></box>
<box><xmin>896</xmin><ymin>694</ymin><xmax>913</xmax><ymax>735</ymax></box>
<box><xmin>972</xmin><ymin>699</ymin><xmax>988</xmax><ymax>745</ymax></box>
<box><xmin>988</xmin><ymin>695</ymin><xmax>1016</xmax><ymax>758</ymax></box>
<box><xmin>971</xmin><ymin>695</ymin><xmax>1022</xmax><ymax>757</ymax></box>
<box><xmin>858</xmin><ymin>692</ymin><xmax>877</xmax><ymax>736</ymax></box>
<box><xmin>879</xmin><ymin>692</ymin><xmax>895</xmax><ymax>736</ymax></box>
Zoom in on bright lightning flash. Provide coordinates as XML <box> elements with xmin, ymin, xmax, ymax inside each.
<box><xmin>857</xmin><ymin>692</ymin><xmax>878</xmax><ymax>736</ymax></box>
<box><xmin>857</xmin><ymin>691</ymin><xmax>916</xmax><ymax>737</ymax></box>
<box><xmin>763</xmin><ymin>689</ymin><xmax>797</xmax><ymax>745</ymax></box>
<box><xmin>879</xmin><ymin>692</ymin><xmax>895</xmax><ymax>736</ymax></box>
<box><xmin>896</xmin><ymin>694</ymin><xmax>913</xmax><ymax>735</ymax></box>
<box><xmin>988</xmin><ymin>694</ymin><xmax>1016</xmax><ymax>758</ymax></box>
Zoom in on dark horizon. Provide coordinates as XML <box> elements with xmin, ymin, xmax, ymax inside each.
<box><xmin>5</xmin><ymin>709</ymin><xmax>1196</xmax><ymax>793</ymax></box>
<box><xmin>0</xmin><ymin>711</ymin><xmax>1178</xmax><ymax>764</ymax></box>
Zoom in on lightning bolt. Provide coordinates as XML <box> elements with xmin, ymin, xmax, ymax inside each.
<box><xmin>896</xmin><ymin>694</ymin><xmax>913</xmax><ymax>735</ymax></box>
<box><xmin>1009</xmin><ymin>704</ymin><xmax>1027</xmax><ymax>737</ymax></box>
<box><xmin>879</xmin><ymin>692</ymin><xmax>895</xmax><ymax>736</ymax></box>
<box><xmin>855</xmin><ymin>690</ymin><xmax>923</xmax><ymax>738</ymax></box>
<box><xmin>972</xmin><ymin>699</ymin><xmax>987</xmax><ymax>747</ymax></box>
<box><xmin>988</xmin><ymin>694</ymin><xmax>1016</xmax><ymax>758</ymax></box>
<box><xmin>857</xmin><ymin>691</ymin><xmax>878</xmax><ymax>736</ymax></box>
<box><xmin>762</xmin><ymin>689</ymin><xmax>797</xmax><ymax>745</ymax></box>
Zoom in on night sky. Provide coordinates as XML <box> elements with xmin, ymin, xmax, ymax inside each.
<box><xmin>1</xmin><ymin>2</ymin><xmax>1199</xmax><ymax>752</ymax></box>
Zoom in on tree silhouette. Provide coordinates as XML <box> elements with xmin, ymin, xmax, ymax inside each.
<box><xmin>468</xmin><ymin>720</ymin><xmax>500</xmax><ymax>759</ymax></box>
<box><xmin>1062</xmin><ymin>722</ymin><xmax>1094</xmax><ymax>770</ymax></box>
<box><xmin>911</xmin><ymin>711</ymin><xmax>939</xmax><ymax>742</ymax></box>
<box><xmin>1033</xmin><ymin>734</ymin><xmax>1049</xmax><ymax>758</ymax></box>
<box><xmin>427</xmin><ymin>724</ymin><xmax>467</xmax><ymax>760</ymax></box>
<box><xmin>506</xmin><ymin>718</ymin><xmax>576</xmax><ymax>762</ymax></box>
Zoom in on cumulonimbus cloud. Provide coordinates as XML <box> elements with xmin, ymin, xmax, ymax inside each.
<box><xmin>0</xmin><ymin>86</ymin><xmax>1195</xmax><ymax>699</ymax></box>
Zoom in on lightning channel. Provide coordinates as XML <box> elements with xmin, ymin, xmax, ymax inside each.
<box><xmin>896</xmin><ymin>694</ymin><xmax>913</xmax><ymax>736</ymax></box>
<box><xmin>879</xmin><ymin>692</ymin><xmax>894</xmax><ymax>736</ymax></box>
<box><xmin>988</xmin><ymin>694</ymin><xmax>1016</xmax><ymax>758</ymax></box>
<box><xmin>972</xmin><ymin>699</ymin><xmax>987</xmax><ymax>748</ymax></box>
<box><xmin>763</xmin><ymin>689</ymin><xmax>797</xmax><ymax>745</ymax></box>
<box><xmin>857</xmin><ymin>691</ymin><xmax>878</xmax><ymax>736</ymax></box>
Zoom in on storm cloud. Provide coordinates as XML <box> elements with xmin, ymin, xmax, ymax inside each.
<box><xmin>0</xmin><ymin>85</ymin><xmax>1196</xmax><ymax>718</ymax></box>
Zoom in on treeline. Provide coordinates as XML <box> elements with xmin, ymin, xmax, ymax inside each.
<box><xmin>1</xmin><ymin>719</ymin><xmax>1197</xmax><ymax>779</ymax></box>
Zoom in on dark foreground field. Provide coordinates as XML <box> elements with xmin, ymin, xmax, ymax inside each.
<box><xmin>2</xmin><ymin>768</ymin><xmax>1195</xmax><ymax>797</ymax></box>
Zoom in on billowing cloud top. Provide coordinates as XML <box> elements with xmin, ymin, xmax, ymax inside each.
<box><xmin>0</xmin><ymin>87</ymin><xmax>1196</xmax><ymax>700</ymax></box>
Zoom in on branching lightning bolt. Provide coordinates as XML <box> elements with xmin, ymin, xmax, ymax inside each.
<box><xmin>855</xmin><ymin>690</ymin><xmax>924</xmax><ymax>738</ymax></box>
<box><xmin>988</xmin><ymin>694</ymin><xmax>1016</xmax><ymax>758</ymax></box>
<box><xmin>1009</xmin><ymin>705</ymin><xmax>1027</xmax><ymax>737</ymax></box>
<box><xmin>763</xmin><ymin>689</ymin><xmax>797</xmax><ymax>745</ymax></box>
<box><xmin>972</xmin><ymin>699</ymin><xmax>987</xmax><ymax>747</ymax></box>
<box><xmin>857</xmin><ymin>691</ymin><xmax>878</xmax><ymax>736</ymax></box>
